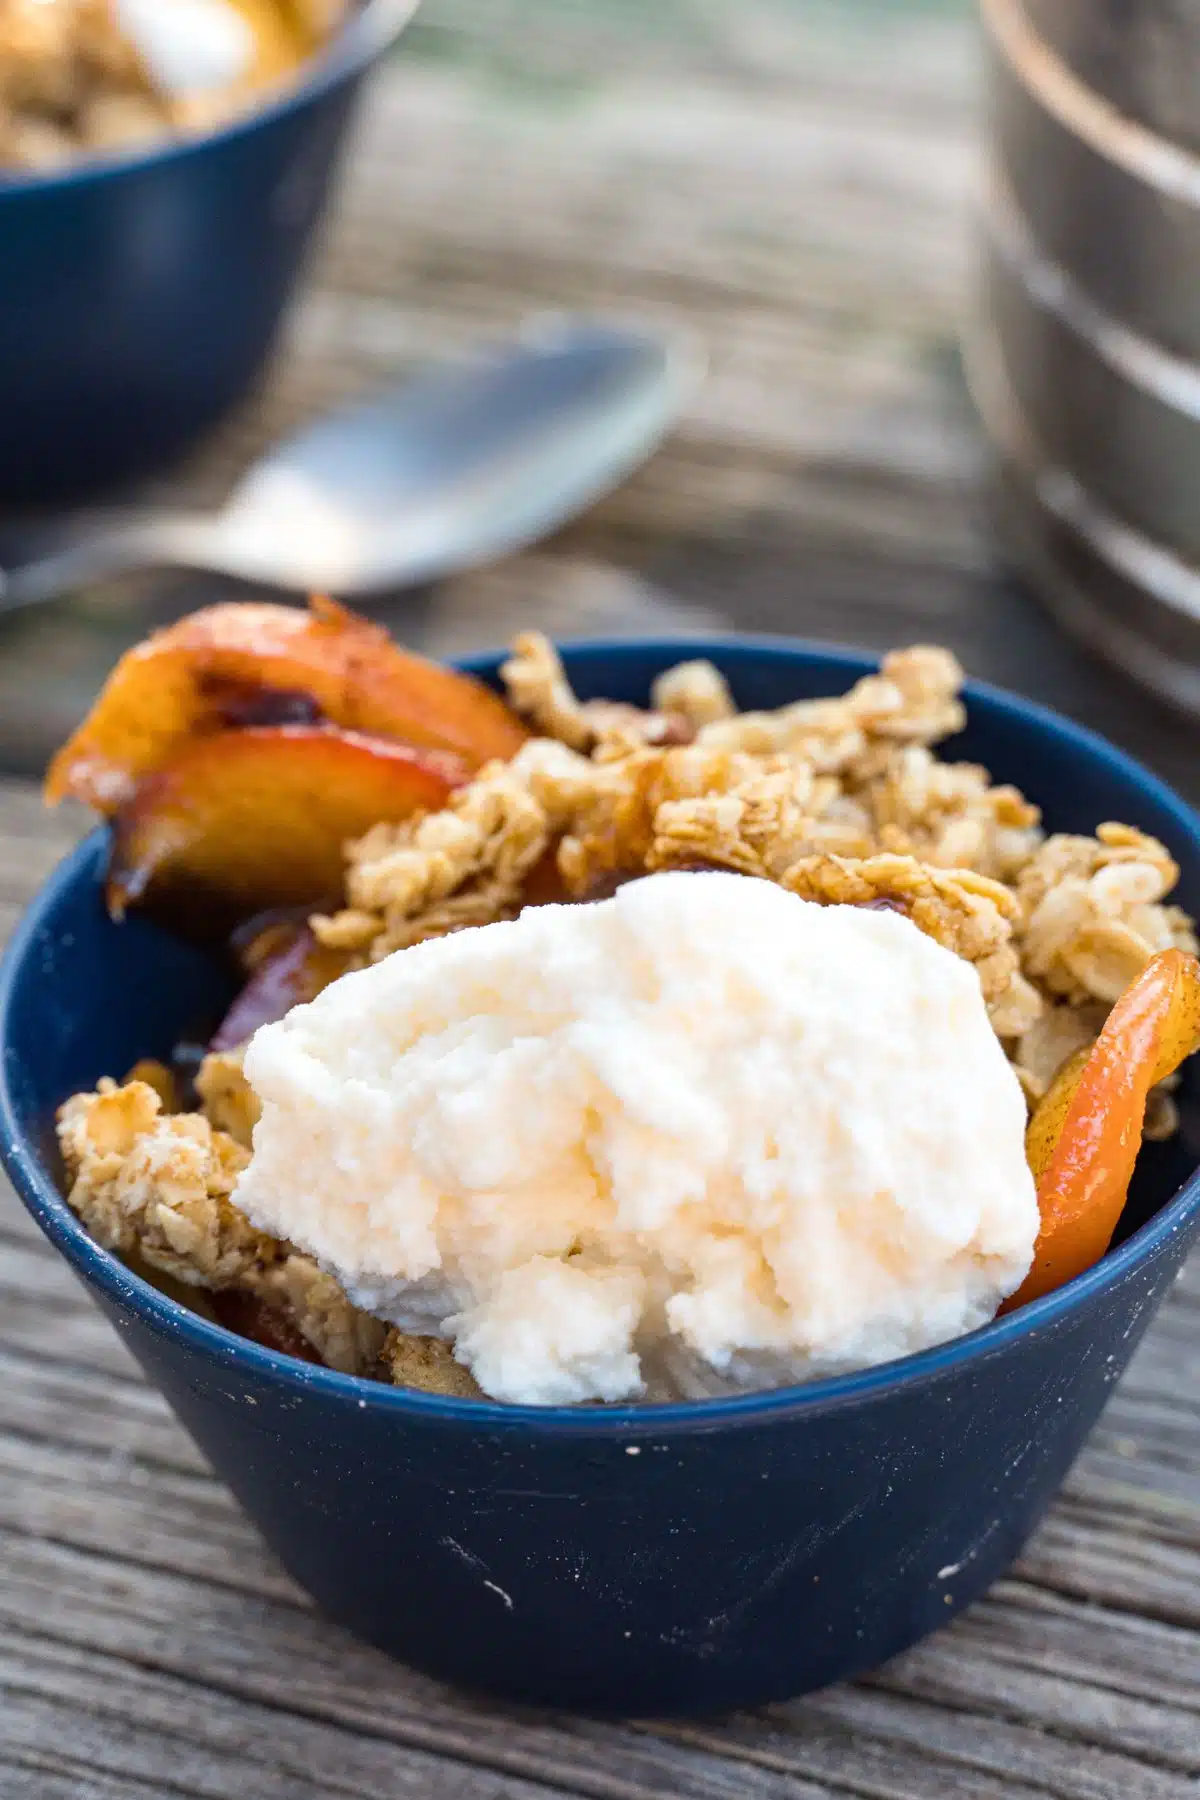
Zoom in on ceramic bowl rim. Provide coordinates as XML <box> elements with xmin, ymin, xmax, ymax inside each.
<box><xmin>0</xmin><ymin>0</ymin><xmax>420</xmax><ymax>199</ymax></box>
<box><xmin>3</xmin><ymin>631</ymin><xmax>1199</xmax><ymax>1437</ymax></box>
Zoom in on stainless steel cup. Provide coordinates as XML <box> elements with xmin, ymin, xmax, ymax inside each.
<box><xmin>971</xmin><ymin>0</ymin><xmax>1200</xmax><ymax>715</ymax></box>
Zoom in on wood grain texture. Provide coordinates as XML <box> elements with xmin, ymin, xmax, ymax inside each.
<box><xmin>1</xmin><ymin>0</ymin><xmax>1199</xmax><ymax>1794</ymax></box>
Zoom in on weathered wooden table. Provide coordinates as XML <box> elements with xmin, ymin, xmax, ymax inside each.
<box><xmin>2</xmin><ymin>3</ymin><xmax>1198</xmax><ymax>1795</ymax></box>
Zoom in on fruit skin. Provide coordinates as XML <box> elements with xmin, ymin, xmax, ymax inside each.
<box><xmin>210</xmin><ymin>1291</ymin><xmax>326</xmax><ymax>1365</ymax></box>
<box><xmin>46</xmin><ymin>594</ymin><xmax>527</xmax><ymax>814</ymax></box>
<box><xmin>210</xmin><ymin>926</ymin><xmax>352</xmax><ymax>1052</ymax></box>
<box><xmin>1007</xmin><ymin>947</ymin><xmax>1200</xmax><ymax>1310</ymax></box>
<box><xmin>213</xmin><ymin>837</ymin><xmax>565</xmax><ymax>1055</ymax></box>
<box><xmin>107</xmin><ymin>723</ymin><xmax>466</xmax><ymax>931</ymax></box>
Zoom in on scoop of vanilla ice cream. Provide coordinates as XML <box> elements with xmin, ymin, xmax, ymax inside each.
<box><xmin>234</xmin><ymin>873</ymin><xmax>1038</xmax><ymax>1405</ymax></box>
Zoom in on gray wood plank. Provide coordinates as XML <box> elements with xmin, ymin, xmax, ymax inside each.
<box><xmin>0</xmin><ymin>1669</ymin><xmax>563</xmax><ymax>1800</ymax></box>
<box><xmin>3</xmin><ymin>1533</ymin><xmax>1195</xmax><ymax>1800</ymax></box>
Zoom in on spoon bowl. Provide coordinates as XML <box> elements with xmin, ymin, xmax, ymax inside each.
<box><xmin>0</xmin><ymin>320</ymin><xmax>700</xmax><ymax>611</ymax></box>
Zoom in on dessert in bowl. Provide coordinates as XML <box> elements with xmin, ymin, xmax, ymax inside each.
<box><xmin>3</xmin><ymin>604</ymin><xmax>1199</xmax><ymax>1712</ymax></box>
<box><xmin>1</xmin><ymin>0</ymin><xmax>349</xmax><ymax>171</ymax></box>
<box><xmin>0</xmin><ymin>0</ymin><xmax>418</xmax><ymax>499</ymax></box>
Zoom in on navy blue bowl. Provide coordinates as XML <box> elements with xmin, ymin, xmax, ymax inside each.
<box><xmin>0</xmin><ymin>0</ymin><xmax>417</xmax><ymax>502</ymax></box>
<box><xmin>3</xmin><ymin>637</ymin><xmax>1200</xmax><ymax>1716</ymax></box>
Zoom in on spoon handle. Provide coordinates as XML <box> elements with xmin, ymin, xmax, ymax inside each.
<box><xmin>0</xmin><ymin>515</ymin><xmax>217</xmax><ymax>615</ymax></box>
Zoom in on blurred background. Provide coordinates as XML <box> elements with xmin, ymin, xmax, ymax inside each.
<box><xmin>0</xmin><ymin>0</ymin><xmax>1193</xmax><ymax>794</ymax></box>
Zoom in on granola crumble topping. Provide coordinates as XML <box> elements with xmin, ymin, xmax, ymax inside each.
<box><xmin>57</xmin><ymin>1080</ymin><xmax>384</xmax><ymax>1377</ymax></box>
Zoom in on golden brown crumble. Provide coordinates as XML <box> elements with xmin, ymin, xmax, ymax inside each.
<box><xmin>501</xmin><ymin>632</ymin><xmax>596</xmax><ymax>751</ymax></box>
<box><xmin>501</xmin><ymin>632</ymin><xmax>692</xmax><ymax>752</ymax></box>
<box><xmin>194</xmin><ymin>1048</ymin><xmax>260</xmax><ymax>1150</ymax></box>
<box><xmin>865</xmin><ymin>747</ymin><xmax>1042</xmax><ymax>881</ymax></box>
<box><xmin>650</xmin><ymin>659</ymin><xmax>737</xmax><ymax>730</ymax></box>
<box><xmin>122</xmin><ymin>1058</ymin><xmax>181</xmax><ymax>1113</ymax></box>
<box><xmin>381</xmin><ymin>1329</ymin><xmax>482</xmax><ymax>1399</ymax></box>
<box><xmin>1016</xmin><ymin>824</ymin><xmax>1196</xmax><ymax>1005</ymax></box>
<box><xmin>58</xmin><ymin>1080</ymin><xmax>258</xmax><ymax>1283</ymax></box>
<box><xmin>313</xmin><ymin>754</ymin><xmax>551</xmax><ymax>963</ymax></box>
<box><xmin>690</xmin><ymin>645</ymin><xmax>965</xmax><ymax>771</ymax></box>
<box><xmin>57</xmin><ymin>1080</ymin><xmax>384</xmax><ymax>1376</ymax></box>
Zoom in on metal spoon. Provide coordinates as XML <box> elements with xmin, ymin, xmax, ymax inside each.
<box><xmin>0</xmin><ymin>318</ymin><xmax>700</xmax><ymax>614</ymax></box>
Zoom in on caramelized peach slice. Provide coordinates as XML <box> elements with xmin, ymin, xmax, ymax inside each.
<box><xmin>519</xmin><ymin>845</ymin><xmax>571</xmax><ymax>909</ymax></box>
<box><xmin>210</xmin><ymin>1291</ymin><xmax>325</xmax><ymax>1365</ymax></box>
<box><xmin>210</xmin><ymin>926</ymin><xmax>352</xmax><ymax>1051</ymax></box>
<box><xmin>108</xmin><ymin>724</ymin><xmax>465</xmax><ymax>927</ymax></box>
<box><xmin>231</xmin><ymin>907</ymin><xmax>318</xmax><ymax>973</ymax></box>
<box><xmin>47</xmin><ymin>595</ymin><xmax>527</xmax><ymax>813</ymax></box>
<box><xmin>1007</xmin><ymin>948</ymin><xmax>1200</xmax><ymax>1310</ymax></box>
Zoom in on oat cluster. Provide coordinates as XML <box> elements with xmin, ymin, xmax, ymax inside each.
<box><xmin>58</xmin><ymin>1080</ymin><xmax>387</xmax><ymax>1375</ymax></box>
<box><xmin>58</xmin><ymin>637</ymin><xmax>1196</xmax><ymax>1392</ymax></box>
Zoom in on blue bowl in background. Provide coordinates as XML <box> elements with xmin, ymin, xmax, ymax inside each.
<box><xmin>0</xmin><ymin>0</ymin><xmax>418</xmax><ymax>503</ymax></box>
<box><xmin>3</xmin><ymin>637</ymin><xmax>1200</xmax><ymax>1716</ymax></box>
